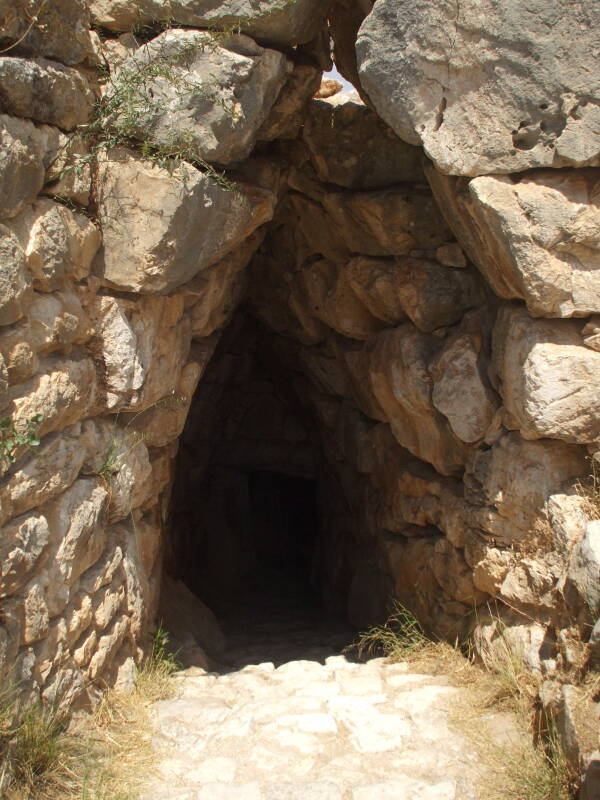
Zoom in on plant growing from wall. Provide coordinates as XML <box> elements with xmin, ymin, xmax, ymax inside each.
<box><xmin>0</xmin><ymin>414</ymin><xmax>43</xmax><ymax>471</ymax></box>
<box><xmin>61</xmin><ymin>31</ymin><xmax>239</xmax><ymax>192</ymax></box>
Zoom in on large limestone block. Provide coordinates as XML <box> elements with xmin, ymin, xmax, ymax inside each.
<box><xmin>8</xmin><ymin>354</ymin><xmax>98</xmax><ymax>440</ymax></box>
<box><xmin>258</xmin><ymin>62</ymin><xmax>321</xmax><ymax>142</ymax></box>
<box><xmin>94</xmin><ymin>148</ymin><xmax>276</xmax><ymax>293</ymax></box>
<box><xmin>110</xmin><ymin>30</ymin><xmax>290</xmax><ymax>166</ymax></box>
<box><xmin>81</xmin><ymin>420</ymin><xmax>152</xmax><ymax>522</ymax></box>
<box><xmin>299</xmin><ymin>259</ymin><xmax>384</xmax><ymax>340</ymax></box>
<box><xmin>0</xmin><ymin>57</ymin><xmax>94</xmax><ymax>130</ymax></box>
<box><xmin>345</xmin><ymin>257</ymin><xmax>408</xmax><ymax>327</ymax></box>
<box><xmin>464</xmin><ymin>432</ymin><xmax>588</xmax><ymax>544</ymax></box>
<box><xmin>289</xmin><ymin>188</ymin><xmax>452</xmax><ymax>262</ymax></box>
<box><xmin>0</xmin><ymin>115</ymin><xmax>48</xmax><ymax>219</ymax></box>
<box><xmin>320</xmin><ymin>189</ymin><xmax>452</xmax><ymax>257</ymax></box>
<box><xmin>357</xmin><ymin>0</ymin><xmax>600</xmax><ymax>176</ymax></box>
<box><xmin>43</xmin><ymin>478</ymin><xmax>109</xmax><ymax>615</ymax></box>
<box><xmin>0</xmin><ymin>426</ymin><xmax>87</xmax><ymax>526</ymax></box>
<box><xmin>0</xmin><ymin>287</ymin><xmax>91</xmax><ymax>385</ymax></box>
<box><xmin>493</xmin><ymin>305</ymin><xmax>600</xmax><ymax>443</ymax></box>
<box><xmin>89</xmin><ymin>293</ymin><xmax>191</xmax><ymax>412</ymax></box>
<box><xmin>427</xmin><ymin>167</ymin><xmax>600</xmax><ymax>318</ymax></box>
<box><xmin>0</xmin><ymin>0</ymin><xmax>98</xmax><ymax>66</ymax></box>
<box><xmin>302</xmin><ymin>96</ymin><xmax>423</xmax><ymax>189</ymax></box>
<box><xmin>366</xmin><ymin>324</ymin><xmax>469</xmax><ymax>474</ymax></box>
<box><xmin>248</xmin><ymin>253</ymin><xmax>329</xmax><ymax>346</ymax></box>
<box><xmin>185</xmin><ymin>230</ymin><xmax>264</xmax><ymax>338</ymax></box>
<box><xmin>6</xmin><ymin>198</ymin><xmax>101</xmax><ymax>291</ymax></box>
<box><xmin>388</xmin><ymin>258</ymin><xmax>484</xmax><ymax>333</ymax></box>
<box><xmin>565</xmin><ymin>521</ymin><xmax>600</xmax><ymax>614</ymax></box>
<box><xmin>0</xmin><ymin>226</ymin><xmax>30</xmax><ymax>325</ymax></box>
<box><xmin>89</xmin><ymin>0</ymin><xmax>329</xmax><ymax>47</ymax></box>
<box><xmin>431</xmin><ymin>332</ymin><xmax>498</xmax><ymax>444</ymax></box>
<box><xmin>0</xmin><ymin>512</ymin><xmax>49</xmax><ymax>599</ymax></box>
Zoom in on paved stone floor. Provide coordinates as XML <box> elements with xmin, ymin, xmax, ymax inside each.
<box><xmin>140</xmin><ymin>590</ymin><xmax>492</xmax><ymax>800</ymax></box>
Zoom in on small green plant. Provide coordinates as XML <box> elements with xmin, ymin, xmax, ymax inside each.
<box><xmin>0</xmin><ymin>414</ymin><xmax>43</xmax><ymax>470</ymax></box>
<box><xmin>60</xmin><ymin>32</ymin><xmax>238</xmax><ymax>192</ymax></box>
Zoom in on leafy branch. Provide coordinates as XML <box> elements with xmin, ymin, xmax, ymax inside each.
<box><xmin>0</xmin><ymin>414</ymin><xmax>43</xmax><ymax>470</ymax></box>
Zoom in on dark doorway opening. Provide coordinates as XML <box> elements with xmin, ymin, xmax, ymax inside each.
<box><xmin>165</xmin><ymin>316</ymin><xmax>357</xmax><ymax>668</ymax></box>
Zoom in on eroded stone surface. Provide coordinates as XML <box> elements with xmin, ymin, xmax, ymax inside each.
<box><xmin>142</xmin><ymin>654</ymin><xmax>484</xmax><ymax>799</ymax></box>
<box><xmin>94</xmin><ymin>148</ymin><xmax>275</xmax><ymax>293</ymax></box>
<box><xmin>89</xmin><ymin>0</ymin><xmax>329</xmax><ymax>47</ymax></box>
<box><xmin>357</xmin><ymin>0</ymin><xmax>600</xmax><ymax>176</ymax></box>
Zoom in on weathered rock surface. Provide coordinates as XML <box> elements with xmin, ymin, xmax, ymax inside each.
<box><xmin>427</xmin><ymin>167</ymin><xmax>600</xmax><ymax>318</ymax></box>
<box><xmin>89</xmin><ymin>0</ymin><xmax>330</xmax><ymax>48</ymax></box>
<box><xmin>302</xmin><ymin>96</ymin><xmax>423</xmax><ymax>189</ymax></box>
<box><xmin>0</xmin><ymin>226</ymin><xmax>30</xmax><ymax>325</ymax></box>
<box><xmin>6</xmin><ymin>198</ymin><xmax>101</xmax><ymax>291</ymax></box>
<box><xmin>258</xmin><ymin>62</ymin><xmax>322</xmax><ymax>142</ymax></box>
<box><xmin>110</xmin><ymin>30</ymin><xmax>291</xmax><ymax>166</ymax></box>
<box><xmin>94</xmin><ymin>148</ymin><xmax>276</xmax><ymax>293</ymax></box>
<box><xmin>431</xmin><ymin>333</ymin><xmax>498</xmax><ymax>443</ymax></box>
<box><xmin>0</xmin><ymin>0</ymin><xmax>98</xmax><ymax>66</ymax></box>
<box><xmin>357</xmin><ymin>0</ymin><xmax>600</xmax><ymax>176</ymax></box>
<box><xmin>89</xmin><ymin>292</ymin><xmax>191</xmax><ymax>412</ymax></box>
<box><xmin>0</xmin><ymin>115</ymin><xmax>51</xmax><ymax>219</ymax></box>
<box><xmin>493</xmin><ymin>305</ymin><xmax>600</xmax><ymax>443</ymax></box>
<box><xmin>0</xmin><ymin>57</ymin><xmax>94</xmax><ymax>130</ymax></box>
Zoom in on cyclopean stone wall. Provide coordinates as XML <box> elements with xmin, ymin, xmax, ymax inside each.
<box><xmin>0</xmin><ymin>0</ymin><xmax>598</xmax><ymax>753</ymax></box>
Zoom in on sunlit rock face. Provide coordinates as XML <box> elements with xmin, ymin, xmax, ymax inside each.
<box><xmin>0</xmin><ymin>0</ymin><xmax>598</xmax><ymax>751</ymax></box>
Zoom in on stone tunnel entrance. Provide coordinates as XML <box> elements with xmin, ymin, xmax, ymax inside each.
<box><xmin>166</xmin><ymin>313</ymin><xmax>365</xmax><ymax>667</ymax></box>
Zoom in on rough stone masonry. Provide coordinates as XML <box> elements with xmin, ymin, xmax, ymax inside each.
<box><xmin>0</xmin><ymin>0</ymin><xmax>599</xmax><ymax>783</ymax></box>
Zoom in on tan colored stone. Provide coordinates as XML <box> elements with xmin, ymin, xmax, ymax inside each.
<box><xmin>94</xmin><ymin>148</ymin><xmax>276</xmax><ymax>294</ymax></box>
<box><xmin>0</xmin><ymin>114</ymin><xmax>48</xmax><ymax>219</ymax></box>
<box><xmin>357</xmin><ymin>0</ymin><xmax>600</xmax><ymax>175</ymax></box>
<box><xmin>124</xmin><ymin>339</ymin><xmax>217</xmax><ymax>448</ymax></box>
<box><xmin>81</xmin><ymin>418</ymin><xmax>152</xmax><ymax>522</ymax></box>
<box><xmin>299</xmin><ymin>259</ymin><xmax>383</xmax><ymax>340</ymax></box>
<box><xmin>0</xmin><ymin>0</ymin><xmax>98</xmax><ymax>66</ymax></box>
<box><xmin>431</xmin><ymin>333</ymin><xmax>498</xmax><ymax>443</ymax></box>
<box><xmin>186</xmin><ymin>231</ymin><xmax>264</xmax><ymax>339</ymax></box>
<box><xmin>428</xmin><ymin>168</ymin><xmax>600</xmax><ymax>318</ymax></box>
<box><xmin>110</xmin><ymin>30</ymin><xmax>291</xmax><ymax>166</ymax></box>
<box><xmin>8</xmin><ymin>354</ymin><xmax>97</xmax><ymax>440</ymax></box>
<box><xmin>89</xmin><ymin>0</ymin><xmax>328</xmax><ymax>47</ymax></box>
<box><xmin>259</xmin><ymin>62</ymin><xmax>322</xmax><ymax>142</ymax></box>
<box><xmin>90</xmin><ymin>292</ymin><xmax>191</xmax><ymax>412</ymax></box>
<box><xmin>582</xmin><ymin>317</ymin><xmax>600</xmax><ymax>352</ymax></box>
<box><xmin>44</xmin><ymin>133</ymin><xmax>92</xmax><ymax>207</ymax></box>
<box><xmin>320</xmin><ymin>189</ymin><xmax>452</xmax><ymax>258</ymax></box>
<box><xmin>345</xmin><ymin>257</ymin><xmax>408</xmax><ymax>327</ymax></box>
<box><xmin>0</xmin><ymin>512</ymin><xmax>49</xmax><ymax>599</ymax></box>
<box><xmin>0</xmin><ymin>225</ymin><xmax>30</xmax><ymax>325</ymax></box>
<box><xmin>7</xmin><ymin>198</ymin><xmax>101</xmax><ymax>291</ymax></box>
<box><xmin>0</xmin><ymin>426</ymin><xmax>87</xmax><ymax>526</ymax></box>
<box><xmin>0</xmin><ymin>57</ymin><xmax>94</xmax><ymax>130</ymax></box>
<box><xmin>493</xmin><ymin>305</ymin><xmax>600</xmax><ymax>443</ymax></box>
<box><xmin>464</xmin><ymin>431</ymin><xmax>588</xmax><ymax>545</ymax></box>
<box><xmin>87</xmin><ymin>613</ymin><xmax>129</xmax><ymax>680</ymax></box>
<box><xmin>44</xmin><ymin>478</ymin><xmax>108</xmax><ymax>615</ymax></box>
<box><xmin>367</xmin><ymin>325</ymin><xmax>469</xmax><ymax>474</ymax></box>
<box><xmin>302</xmin><ymin>96</ymin><xmax>423</xmax><ymax>189</ymax></box>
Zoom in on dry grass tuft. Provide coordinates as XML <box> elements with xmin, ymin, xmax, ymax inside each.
<box><xmin>0</xmin><ymin>626</ymin><xmax>180</xmax><ymax>800</ymax></box>
<box><xmin>574</xmin><ymin>455</ymin><xmax>600</xmax><ymax>521</ymax></box>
